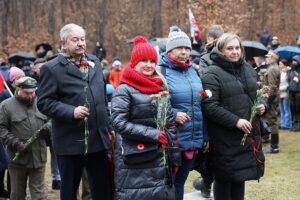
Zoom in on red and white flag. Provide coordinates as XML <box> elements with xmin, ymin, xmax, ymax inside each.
<box><xmin>189</xmin><ymin>8</ymin><xmax>201</xmax><ymax>38</ymax></box>
<box><xmin>0</xmin><ymin>74</ymin><xmax>5</xmax><ymax>92</ymax></box>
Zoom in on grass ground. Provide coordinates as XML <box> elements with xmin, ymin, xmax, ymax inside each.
<box><xmin>1</xmin><ymin>130</ymin><xmax>299</xmax><ymax>200</ymax></box>
<box><xmin>185</xmin><ymin>129</ymin><xmax>300</xmax><ymax>200</ymax></box>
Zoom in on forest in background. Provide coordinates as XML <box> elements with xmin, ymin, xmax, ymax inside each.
<box><xmin>0</xmin><ymin>0</ymin><xmax>299</xmax><ymax>62</ymax></box>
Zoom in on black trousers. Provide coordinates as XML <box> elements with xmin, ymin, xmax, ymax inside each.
<box><xmin>213</xmin><ymin>179</ymin><xmax>245</xmax><ymax>200</ymax></box>
<box><xmin>57</xmin><ymin>151</ymin><xmax>111</xmax><ymax>200</ymax></box>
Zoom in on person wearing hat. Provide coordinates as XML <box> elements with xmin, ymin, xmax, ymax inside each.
<box><xmin>0</xmin><ymin>67</ymin><xmax>25</xmax><ymax>102</ymax></box>
<box><xmin>37</xmin><ymin>24</ymin><xmax>113</xmax><ymax>200</ymax></box>
<box><xmin>157</xmin><ymin>26</ymin><xmax>208</xmax><ymax>200</ymax></box>
<box><xmin>109</xmin><ymin>60</ymin><xmax>123</xmax><ymax>88</ymax></box>
<box><xmin>270</xmin><ymin>36</ymin><xmax>280</xmax><ymax>50</ymax></box>
<box><xmin>263</xmin><ymin>51</ymin><xmax>281</xmax><ymax>153</ymax></box>
<box><xmin>111</xmin><ymin>36</ymin><xmax>179</xmax><ymax>200</ymax></box>
<box><xmin>288</xmin><ymin>55</ymin><xmax>300</xmax><ymax>131</ymax></box>
<box><xmin>0</xmin><ymin>76</ymin><xmax>49</xmax><ymax>200</ymax></box>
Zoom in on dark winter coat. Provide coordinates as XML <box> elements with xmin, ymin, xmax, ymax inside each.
<box><xmin>37</xmin><ymin>54</ymin><xmax>112</xmax><ymax>155</ymax></box>
<box><xmin>93</xmin><ymin>46</ymin><xmax>106</xmax><ymax>61</ymax></box>
<box><xmin>111</xmin><ymin>83</ymin><xmax>178</xmax><ymax>200</ymax></box>
<box><xmin>157</xmin><ymin>53</ymin><xmax>207</xmax><ymax>151</ymax></box>
<box><xmin>201</xmin><ymin>48</ymin><xmax>265</xmax><ymax>182</ymax></box>
<box><xmin>288</xmin><ymin>64</ymin><xmax>300</xmax><ymax>92</ymax></box>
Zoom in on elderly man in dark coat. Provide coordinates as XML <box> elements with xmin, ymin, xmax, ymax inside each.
<box><xmin>37</xmin><ymin>23</ymin><xmax>113</xmax><ymax>200</ymax></box>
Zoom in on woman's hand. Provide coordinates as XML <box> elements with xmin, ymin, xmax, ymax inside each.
<box><xmin>256</xmin><ymin>104</ymin><xmax>266</xmax><ymax>115</ymax></box>
<box><xmin>176</xmin><ymin>112</ymin><xmax>191</xmax><ymax>125</ymax></box>
<box><xmin>236</xmin><ymin>119</ymin><xmax>252</xmax><ymax>134</ymax></box>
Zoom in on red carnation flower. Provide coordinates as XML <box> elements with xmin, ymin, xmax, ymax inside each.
<box><xmin>199</xmin><ymin>90</ymin><xmax>207</xmax><ymax>96</ymax></box>
<box><xmin>81</xmin><ymin>61</ymin><xmax>89</xmax><ymax>66</ymax></box>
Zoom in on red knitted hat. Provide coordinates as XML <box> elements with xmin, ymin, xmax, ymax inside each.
<box><xmin>130</xmin><ymin>36</ymin><xmax>158</xmax><ymax>67</ymax></box>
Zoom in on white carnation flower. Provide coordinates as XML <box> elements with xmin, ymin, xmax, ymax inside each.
<box><xmin>205</xmin><ymin>89</ymin><xmax>212</xmax><ymax>98</ymax></box>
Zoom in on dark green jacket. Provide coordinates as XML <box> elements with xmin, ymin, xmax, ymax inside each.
<box><xmin>0</xmin><ymin>97</ymin><xmax>48</xmax><ymax>168</ymax></box>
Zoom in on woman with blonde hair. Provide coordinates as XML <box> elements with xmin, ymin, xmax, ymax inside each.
<box><xmin>201</xmin><ymin>32</ymin><xmax>266</xmax><ymax>200</ymax></box>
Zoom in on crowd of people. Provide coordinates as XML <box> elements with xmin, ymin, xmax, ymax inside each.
<box><xmin>0</xmin><ymin>22</ymin><xmax>299</xmax><ymax>200</ymax></box>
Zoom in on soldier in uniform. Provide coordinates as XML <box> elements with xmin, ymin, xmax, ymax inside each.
<box><xmin>0</xmin><ymin>76</ymin><xmax>49</xmax><ymax>200</ymax></box>
<box><xmin>263</xmin><ymin>51</ymin><xmax>281</xmax><ymax>153</ymax></box>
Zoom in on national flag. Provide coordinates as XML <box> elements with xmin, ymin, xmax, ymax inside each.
<box><xmin>189</xmin><ymin>8</ymin><xmax>201</xmax><ymax>38</ymax></box>
<box><xmin>0</xmin><ymin>74</ymin><xmax>5</xmax><ymax>92</ymax></box>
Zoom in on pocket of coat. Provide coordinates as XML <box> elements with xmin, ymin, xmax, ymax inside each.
<box><xmin>11</xmin><ymin>115</ymin><xmax>27</xmax><ymax>123</ymax></box>
<box><xmin>39</xmin><ymin>139</ymin><xmax>47</xmax><ymax>163</ymax></box>
<box><xmin>35</xmin><ymin>112</ymin><xmax>48</xmax><ymax>121</ymax></box>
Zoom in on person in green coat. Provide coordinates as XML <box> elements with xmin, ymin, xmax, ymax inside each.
<box><xmin>0</xmin><ymin>76</ymin><xmax>49</xmax><ymax>200</ymax></box>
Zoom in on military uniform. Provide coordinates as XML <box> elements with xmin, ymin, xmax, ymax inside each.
<box><xmin>263</xmin><ymin>62</ymin><xmax>281</xmax><ymax>152</ymax></box>
<box><xmin>0</xmin><ymin>77</ymin><xmax>48</xmax><ymax>200</ymax></box>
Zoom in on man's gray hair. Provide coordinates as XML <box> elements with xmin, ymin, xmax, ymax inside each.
<box><xmin>60</xmin><ymin>24</ymin><xmax>86</xmax><ymax>41</ymax></box>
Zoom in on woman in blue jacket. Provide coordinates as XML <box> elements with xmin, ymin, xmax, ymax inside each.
<box><xmin>157</xmin><ymin>26</ymin><xmax>208</xmax><ymax>200</ymax></box>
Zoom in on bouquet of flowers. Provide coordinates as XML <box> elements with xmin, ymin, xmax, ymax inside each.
<box><xmin>150</xmin><ymin>91</ymin><xmax>170</xmax><ymax>131</ymax></box>
<box><xmin>241</xmin><ymin>82</ymin><xmax>271</xmax><ymax>145</ymax></box>
<box><xmin>13</xmin><ymin>121</ymin><xmax>51</xmax><ymax>161</ymax></box>
<box><xmin>150</xmin><ymin>91</ymin><xmax>172</xmax><ymax>165</ymax></box>
<box><xmin>80</xmin><ymin>60</ymin><xmax>95</xmax><ymax>154</ymax></box>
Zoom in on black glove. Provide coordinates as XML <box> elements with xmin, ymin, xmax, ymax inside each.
<box><xmin>39</xmin><ymin>128</ymin><xmax>50</xmax><ymax>138</ymax></box>
<box><xmin>14</xmin><ymin>141</ymin><xmax>28</xmax><ymax>153</ymax></box>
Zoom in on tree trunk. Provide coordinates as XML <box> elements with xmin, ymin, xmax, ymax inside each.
<box><xmin>12</xmin><ymin>0</ymin><xmax>19</xmax><ymax>35</ymax></box>
<box><xmin>153</xmin><ymin>0</ymin><xmax>162</xmax><ymax>37</ymax></box>
<box><xmin>48</xmin><ymin>0</ymin><xmax>55</xmax><ymax>37</ymax></box>
<box><xmin>0</xmin><ymin>0</ymin><xmax>9</xmax><ymax>47</ymax></box>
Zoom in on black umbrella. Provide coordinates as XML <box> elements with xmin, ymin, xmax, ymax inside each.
<box><xmin>35</xmin><ymin>42</ymin><xmax>52</xmax><ymax>52</ymax></box>
<box><xmin>242</xmin><ymin>41</ymin><xmax>268</xmax><ymax>58</ymax></box>
<box><xmin>8</xmin><ymin>52</ymin><xmax>36</xmax><ymax>64</ymax></box>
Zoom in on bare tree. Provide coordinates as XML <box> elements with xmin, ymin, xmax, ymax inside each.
<box><xmin>0</xmin><ymin>0</ymin><xmax>9</xmax><ymax>47</ymax></box>
<box><xmin>153</xmin><ymin>0</ymin><xmax>162</xmax><ymax>37</ymax></box>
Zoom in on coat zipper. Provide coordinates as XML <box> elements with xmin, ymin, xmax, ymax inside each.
<box><xmin>183</xmin><ymin>70</ymin><xmax>195</xmax><ymax>149</ymax></box>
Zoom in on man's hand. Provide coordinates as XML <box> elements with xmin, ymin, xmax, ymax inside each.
<box><xmin>74</xmin><ymin>106</ymin><xmax>89</xmax><ymax>119</ymax></box>
<box><xmin>14</xmin><ymin>141</ymin><xmax>28</xmax><ymax>153</ymax></box>
<box><xmin>236</xmin><ymin>119</ymin><xmax>252</xmax><ymax>134</ymax></box>
<box><xmin>176</xmin><ymin>112</ymin><xmax>191</xmax><ymax>125</ymax></box>
<box><xmin>39</xmin><ymin>128</ymin><xmax>50</xmax><ymax>138</ymax></box>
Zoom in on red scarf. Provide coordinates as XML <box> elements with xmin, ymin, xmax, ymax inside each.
<box><xmin>121</xmin><ymin>64</ymin><xmax>163</xmax><ymax>93</ymax></box>
<box><xmin>167</xmin><ymin>55</ymin><xmax>191</xmax><ymax>70</ymax></box>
